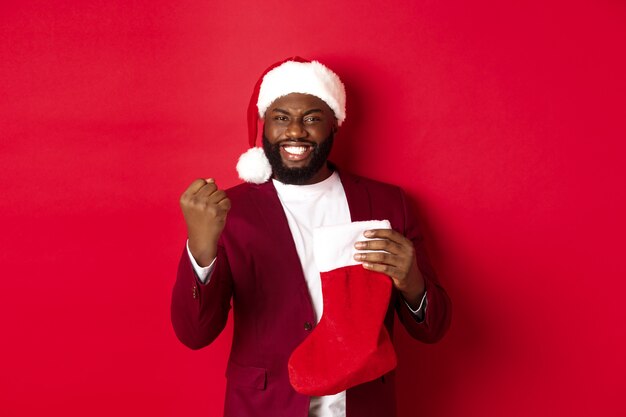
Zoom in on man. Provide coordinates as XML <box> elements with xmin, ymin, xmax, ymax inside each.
<box><xmin>171</xmin><ymin>57</ymin><xmax>451</xmax><ymax>417</ymax></box>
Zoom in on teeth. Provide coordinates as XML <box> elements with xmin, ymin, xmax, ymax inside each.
<box><xmin>283</xmin><ymin>146</ymin><xmax>308</xmax><ymax>155</ymax></box>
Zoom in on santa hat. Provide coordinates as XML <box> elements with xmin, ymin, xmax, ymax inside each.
<box><xmin>236</xmin><ymin>57</ymin><xmax>347</xmax><ymax>184</ymax></box>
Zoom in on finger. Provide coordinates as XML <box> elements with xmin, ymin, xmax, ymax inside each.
<box><xmin>354</xmin><ymin>238</ymin><xmax>403</xmax><ymax>254</ymax></box>
<box><xmin>193</xmin><ymin>181</ymin><xmax>219</xmax><ymax>198</ymax></box>
<box><xmin>354</xmin><ymin>251</ymin><xmax>396</xmax><ymax>265</ymax></box>
<box><xmin>207</xmin><ymin>190</ymin><xmax>228</xmax><ymax>204</ymax></box>
<box><xmin>184</xmin><ymin>178</ymin><xmax>211</xmax><ymax>196</ymax></box>
<box><xmin>361</xmin><ymin>261</ymin><xmax>400</xmax><ymax>279</ymax></box>
<box><xmin>195</xmin><ymin>178</ymin><xmax>219</xmax><ymax>192</ymax></box>
<box><xmin>217</xmin><ymin>197</ymin><xmax>231</xmax><ymax>211</ymax></box>
<box><xmin>364</xmin><ymin>228</ymin><xmax>406</xmax><ymax>244</ymax></box>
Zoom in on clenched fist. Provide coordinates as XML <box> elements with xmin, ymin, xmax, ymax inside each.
<box><xmin>180</xmin><ymin>178</ymin><xmax>231</xmax><ymax>267</ymax></box>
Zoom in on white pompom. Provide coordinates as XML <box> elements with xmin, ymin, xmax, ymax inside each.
<box><xmin>236</xmin><ymin>147</ymin><xmax>272</xmax><ymax>184</ymax></box>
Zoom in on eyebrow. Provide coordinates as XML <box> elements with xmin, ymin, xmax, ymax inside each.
<box><xmin>271</xmin><ymin>108</ymin><xmax>324</xmax><ymax>116</ymax></box>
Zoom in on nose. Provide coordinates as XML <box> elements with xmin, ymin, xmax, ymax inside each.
<box><xmin>285</xmin><ymin>119</ymin><xmax>308</xmax><ymax>140</ymax></box>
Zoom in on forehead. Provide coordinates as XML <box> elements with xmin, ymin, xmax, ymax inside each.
<box><xmin>268</xmin><ymin>93</ymin><xmax>334</xmax><ymax>114</ymax></box>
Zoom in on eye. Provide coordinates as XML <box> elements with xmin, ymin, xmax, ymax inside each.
<box><xmin>273</xmin><ymin>115</ymin><xmax>289</xmax><ymax>122</ymax></box>
<box><xmin>304</xmin><ymin>116</ymin><xmax>321</xmax><ymax>123</ymax></box>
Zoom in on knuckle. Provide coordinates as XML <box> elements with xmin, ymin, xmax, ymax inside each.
<box><xmin>191</xmin><ymin>178</ymin><xmax>205</xmax><ymax>188</ymax></box>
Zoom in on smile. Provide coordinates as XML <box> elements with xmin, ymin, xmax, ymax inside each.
<box><xmin>283</xmin><ymin>145</ymin><xmax>309</xmax><ymax>155</ymax></box>
<box><xmin>280</xmin><ymin>143</ymin><xmax>314</xmax><ymax>161</ymax></box>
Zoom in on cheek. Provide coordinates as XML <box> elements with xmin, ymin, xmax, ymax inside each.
<box><xmin>310</xmin><ymin>125</ymin><xmax>333</xmax><ymax>139</ymax></box>
<box><xmin>263</xmin><ymin>123</ymin><xmax>283</xmax><ymax>141</ymax></box>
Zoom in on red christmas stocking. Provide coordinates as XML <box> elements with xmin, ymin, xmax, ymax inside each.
<box><xmin>288</xmin><ymin>220</ymin><xmax>398</xmax><ymax>396</ymax></box>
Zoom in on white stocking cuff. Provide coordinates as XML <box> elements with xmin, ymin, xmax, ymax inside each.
<box><xmin>313</xmin><ymin>220</ymin><xmax>391</xmax><ymax>273</ymax></box>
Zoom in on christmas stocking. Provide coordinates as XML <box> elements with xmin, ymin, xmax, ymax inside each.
<box><xmin>288</xmin><ymin>220</ymin><xmax>398</xmax><ymax>396</ymax></box>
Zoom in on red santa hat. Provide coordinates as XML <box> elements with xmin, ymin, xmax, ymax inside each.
<box><xmin>236</xmin><ymin>57</ymin><xmax>347</xmax><ymax>184</ymax></box>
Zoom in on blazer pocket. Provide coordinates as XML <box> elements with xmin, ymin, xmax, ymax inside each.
<box><xmin>225</xmin><ymin>360</ymin><xmax>267</xmax><ymax>390</ymax></box>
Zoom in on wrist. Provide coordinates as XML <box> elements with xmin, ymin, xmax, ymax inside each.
<box><xmin>400</xmin><ymin>288</ymin><xmax>425</xmax><ymax>310</ymax></box>
<box><xmin>187</xmin><ymin>239</ymin><xmax>217</xmax><ymax>267</ymax></box>
<box><xmin>397</xmin><ymin>270</ymin><xmax>425</xmax><ymax>309</ymax></box>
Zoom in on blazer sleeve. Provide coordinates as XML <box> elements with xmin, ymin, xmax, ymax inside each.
<box><xmin>171</xmin><ymin>242</ymin><xmax>233</xmax><ymax>350</ymax></box>
<box><xmin>394</xmin><ymin>188</ymin><xmax>452</xmax><ymax>343</ymax></box>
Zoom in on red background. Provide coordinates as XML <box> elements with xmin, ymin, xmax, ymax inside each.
<box><xmin>1</xmin><ymin>1</ymin><xmax>625</xmax><ymax>416</ymax></box>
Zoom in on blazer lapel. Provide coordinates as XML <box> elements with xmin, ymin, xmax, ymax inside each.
<box><xmin>249</xmin><ymin>180</ymin><xmax>296</xmax><ymax>251</ymax></box>
<box><xmin>248</xmin><ymin>181</ymin><xmax>315</xmax><ymax>316</ymax></box>
<box><xmin>337</xmin><ymin>169</ymin><xmax>372</xmax><ymax>222</ymax></box>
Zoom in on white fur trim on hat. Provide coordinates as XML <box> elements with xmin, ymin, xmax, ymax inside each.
<box><xmin>236</xmin><ymin>147</ymin><xmax>272</xmax><ymax>184</ymax></box>
<box><xmin>257</xmin><ymin>61</ymin><xmax>346</xmax><ymax>125</ymax></box>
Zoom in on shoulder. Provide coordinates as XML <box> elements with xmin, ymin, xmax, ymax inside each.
<box><xmin>222</xmin><ymin>181</ymin><xmax>278</xmax><ymax>216</ymax></box>
<box><xmin>224</xmin><ymin>180</ymin><xmax>276</xmax><ymax>199</ymax></box>
<box><xmin>338</xmin><ymin>169</ymin><xmax>406</xmax><ymax>200</ymax></box>
<box><xmin>224</xmin><ymin>181</ymin><xmax>257</xmax><ymax>199</ymax></box>
<box><xmin>338</xmin><ymin>169</ymin><xmax>421</xmax><ymax>239</ymax></box>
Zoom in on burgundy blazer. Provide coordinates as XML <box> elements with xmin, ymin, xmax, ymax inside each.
<box><xmin>171</xmin><ymin>168</ymin><xmax>451</xmax><ymax>417</ymax></box>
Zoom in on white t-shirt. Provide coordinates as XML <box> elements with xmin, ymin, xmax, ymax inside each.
<box><xmin>272</xmin><ymin>171</ymin><xmax>351</xmax><ymax>417</ymax></box>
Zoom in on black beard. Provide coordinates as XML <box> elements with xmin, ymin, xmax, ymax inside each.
<box><xmin>262</xmin><ymin>133</ymin><xmax>334</xmax><ymax>185</ymax></box>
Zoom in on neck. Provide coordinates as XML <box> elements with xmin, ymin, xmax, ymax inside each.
<box><xmin>302</xmin><ymin>164</ymin><xmax>333</xmax><ymax>185</ymax></box>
